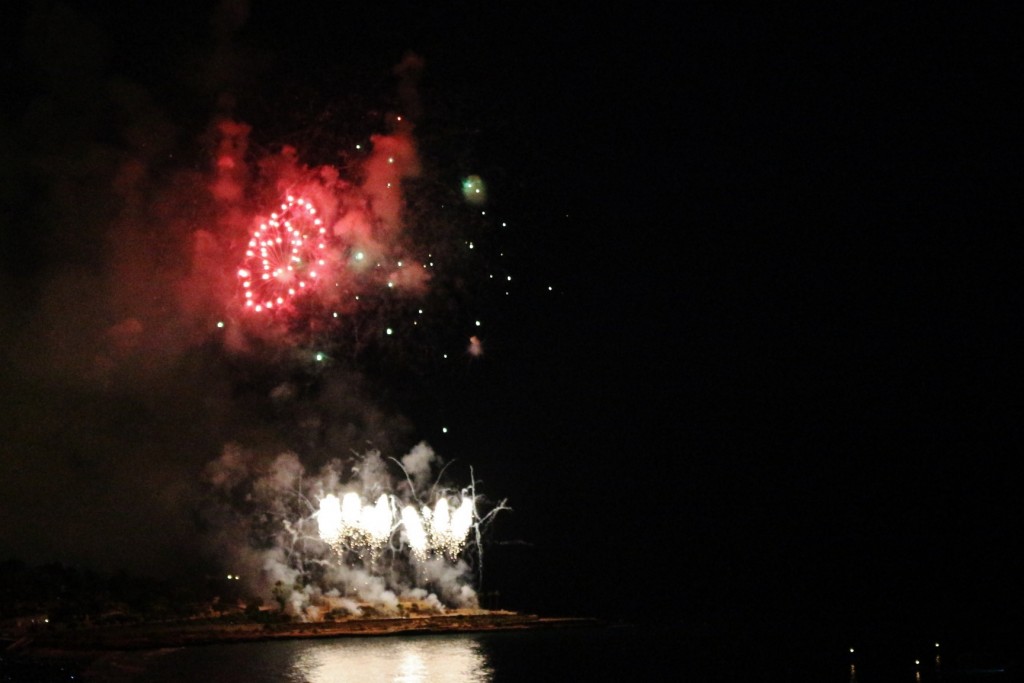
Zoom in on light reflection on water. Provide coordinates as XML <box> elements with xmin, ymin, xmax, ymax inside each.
<box><xmin>292</xmin><ymin>635</ymin><xmax>493</xmax><ymax>683</ymax></box>
<box><xmin>121</xmin><ymin>625</ymin><xmax>1015</xmax><ymax>683</ymax></box>
<box><xmin>134</xmin><ymin>634</ymin><xmax>498</xmax><ymax>683</ymax></box>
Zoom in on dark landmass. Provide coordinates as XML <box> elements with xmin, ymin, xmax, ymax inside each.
<box><xmin>3</xmin><ymin>610</ymin><xmax>600</xmax><ymax>682</ymax></box>
<box><xmin>10</xmin><ymin>610</ymin><xmax>598</xmax><ymax>652</ymax></box>
<box><xmin>1</xmin><ymin>558</ymin><xmax>600</xmax><ymax>681</ymax></box>
<box><xmin>1</xmin><ymin>559</ymin><xmax>596</xmax><ymax>651</ymax></box>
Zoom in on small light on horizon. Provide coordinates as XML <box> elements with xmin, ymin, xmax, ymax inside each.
<box><xmin>216</xmin><ymin>321</ymin><xmax>224</xmax><ymax>328</ymax></box>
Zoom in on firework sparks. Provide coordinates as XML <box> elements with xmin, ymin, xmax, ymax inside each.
<box><xmin>199</xmin><ymin>55</ymin><xmax>519</xmax><ymax>619</ymax></box>
<box><xmin>316</xmin><ymin>489</ymin><xmax>475</xmax><ymax>560</ymax></box>
<box><xmin>317</xmin><ymin>493</ymin><xmax>343</xmax><ymax>544</ymax></box>
<box><xmin>239</xmin><ymin>195</ymin><xmax>329</xmax><ymax>313</ymax></box>
<box><xmin>204</xmin><ymin>442</ymin><xmax>509</xmax><ymax>618</ymax></box>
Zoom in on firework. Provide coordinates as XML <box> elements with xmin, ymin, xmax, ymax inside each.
<box><xmin>315</xmin><ymin>489</ymin><xmax>475</xmax><ymax>560</ymax></box>
<box><xmin>205</xmin><ymin>88</ymin><xmax>516</xmax><ymax>617</ymax></box>
<box><xmin>239</xmin><ymin>195</ymin><xmax>329</xmax><ymax>313</ymax></box>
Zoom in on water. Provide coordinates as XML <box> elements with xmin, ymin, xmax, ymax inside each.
<box><xmin>68</xmin><ymin>623</ymin><xmax>690</xmax><ymax>682</ymax></box>
<box><xmin>5</xmin><ymin>622</ymin><xmax>1020</xmax><ymax>682</ymax></box>
<box><xmin>105</xmin><ymin>625</ymin><xmax>665</xmax><ymax>682</ymax></box>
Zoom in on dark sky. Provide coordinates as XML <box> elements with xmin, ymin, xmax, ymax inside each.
<box><xmin>1</xmin><ymin>1</ymin><xmax>1019</xmax><ymax>642</ymax></box>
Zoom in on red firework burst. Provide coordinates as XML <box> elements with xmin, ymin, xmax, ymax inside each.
<box><xmin>239</xmin><ymin>196</ymin><xmax>328</xmax><ymax>313</ymax></box>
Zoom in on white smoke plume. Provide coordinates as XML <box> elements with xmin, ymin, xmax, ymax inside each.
<box><xmin>201</xmin><ymin>440</ymin><xmax>508</xmax><ymax>619</ymax></box>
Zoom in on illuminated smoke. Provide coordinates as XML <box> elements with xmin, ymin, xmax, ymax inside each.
<box><xmin>219</xmin><ymin>124</ymin><xmax>431</xmax><ymax>339</ymax></box>
<box><xmin>461</xmin><ymin>175</ymin><xmax>487</xmax><ymax>205</ymax></box>
<box><xmin>197</xmin><ymin>104</ymin><xmax>512</xmax><ymax>614</ymax></box>
<box><xmin>197</xmin><ymin>67</ymin><xmax>512</xmax><ymax>617</ymax></box>
<box><xmin>1</xmin><ymin>6</ymin><xmax>514</xmax><ymax>603</ymax></box>
<box><xmin>203</xmin><ymin>442</ymin><xmax>509</xmax><ymax>619</ymax></box>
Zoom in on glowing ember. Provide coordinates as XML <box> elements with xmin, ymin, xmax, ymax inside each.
<box><xmin>239</xmin><ymin>195</ymin><xmax>328</xmax><ymax>313</ymax></box>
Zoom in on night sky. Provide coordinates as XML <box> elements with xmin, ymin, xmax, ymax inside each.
<box><xmin>1</xmin><ymin>1</ymin><xmax>1019</xmax><ymax>646</ymax></box>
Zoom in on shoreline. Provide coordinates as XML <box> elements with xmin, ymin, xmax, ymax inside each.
<box><xmin>4</xmin><ymin>611</ymin><xmax>603</xmax><ymax>681</ymax></box>
<box><xmin>9</xmin><ymin>610</ymin><xmax>601</xmax><ymax>653</ymax></box>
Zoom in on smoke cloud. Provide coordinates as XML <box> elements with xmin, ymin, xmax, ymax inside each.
<box><xmin>200</xmin><ymin>441</ymin><xmax>493</xmax><ymax>617</ymax></box>
<box><xmin>0</xmin><ymin>1</ymin><xmax>507</xmax><ymax>613</ymax></box>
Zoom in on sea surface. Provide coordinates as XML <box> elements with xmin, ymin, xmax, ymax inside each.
<box><xmin>4</xmin><ymin>620</ymin><xmax>1021</xmax><ymax>682</ymax></box>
